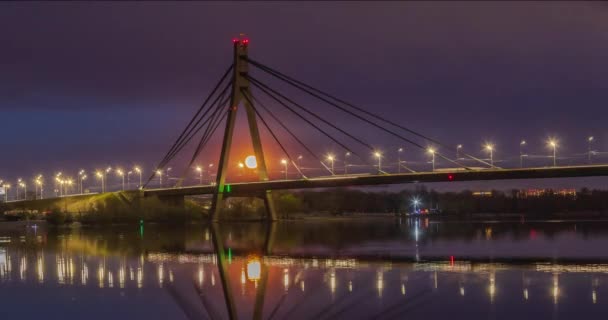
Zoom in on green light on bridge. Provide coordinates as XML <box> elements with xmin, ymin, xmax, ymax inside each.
<box><xmin>224</xmin><ymin>184</ymin><xmax>232</xmax><ymax>193</ymax></box>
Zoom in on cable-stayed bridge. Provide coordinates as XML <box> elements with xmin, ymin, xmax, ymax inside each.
<box><xmin>6</xmin><ymin>37</ymin><xmax>608</xmax><ymax>221</ymax></box>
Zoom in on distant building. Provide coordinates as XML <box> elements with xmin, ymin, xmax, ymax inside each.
<box><xmin>517</xmin><ymin>188</ymin><xmax>577</xmax><ymax>198</ymax></box>
<box><xmin>472</xmin><ymin>191</ymin><xmax>493</xmax><ymax>197</ymax></box>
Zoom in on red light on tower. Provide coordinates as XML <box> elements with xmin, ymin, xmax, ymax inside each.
<box><xmin>232</xmin><ymin>38</ymin><xmax>239</xmax><ymax>43</ymax></box>
<box><xmin>242</xmin><ymin>39</ymin><xmax>249</xmax><ymax>44</ymax></box>
<box><xmin>447</xmin><ymin>174</ymin><xmax>454</xmax><ymax>181</ymax></box>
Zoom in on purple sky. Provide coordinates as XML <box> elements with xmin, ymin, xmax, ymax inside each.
<box><xmin>1</xmin><ymin>2</ymin><xmax>608</xmax><ymax>190</ymax></box>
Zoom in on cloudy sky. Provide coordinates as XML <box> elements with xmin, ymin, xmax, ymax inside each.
<box><xmin>1</xmin><ymin>2</ymin><xmax>608</xmax><ymax>189</ymax></box>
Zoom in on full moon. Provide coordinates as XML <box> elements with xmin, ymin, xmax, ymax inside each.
<box><xmin>244</xmin><ymin>155</ymin><xmax>257</xmax><ymax>169</ymax></box>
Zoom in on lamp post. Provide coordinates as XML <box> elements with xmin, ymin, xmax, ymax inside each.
<box><xmin>398</xmin><ymin>148</ymin><xmax>403</xmax><ymax>173</ymax></box>
<box><xmin>65</xmin><ymin>179</ymin><xmax>73</xmax><ymax>195</ymax></box>
<box><xmin>456</xmin><ymin>145</ymin><xmax>462</xmax><ymax>161</ymax></box>
<box><xmin>374</xmin><ymin>151</ymin><xmax>382</xmax><ymax>174</ymax></box>
<box><xmin>344</xmin><ymin>152</ymin><xmax>351</xmax><ymax>174</ymax></box>
<box><xmin>96</xmin><ymin>171</ymin><xmax>105</xmax><ymax>193</ymax></box>
<box><xmin>116</xmin><ymin>169</ymin><xmax>125</xmax><ymax>191</ymax></box>
<box><xmin>327</xmin><ymin>154</ymin><xmax>335</xmax><ymax>175</ymax></box>
<box><xmin>80</xmin><ymin>175</ymin><xmax>87</xmax><ymax>194</ymax></box>
<box><xmin>166</xmin><ymin>167</ymin><xmax>172</xmax><ymax>187</ymax></box>
<box><xmin>195</xmin><ymin>166</ymin><xmax>203</xmax><ymax>185</ymax></box>
<box><xmin>485</xmin><ymin>144</ymin><xmax>494</xmax><ymax>167</ymax></box>
<box><xmin>281</xmin><ymin>159</ymin><xmax>288</xmax><ymax>180</ymax></box>
<box><xmin>78</xmin><ymin>170</ymin><xmax>86</xmax><ymax>194</ymax></box>
<box><xmin>548</xmin><ymin>139</ymin><xmax>558</xmax><ymax>167</ymax></box>
<box><xmin>35</xmin><ymin>178</ymin><xmax>43</xmax><ymax>199</ymax></box>
<box><xmin>156</xmin><ymin>170</ymin><xmax>163</xmax><ymax>188</ymax></box>
<box><xmin>3</xmin><ymin>184</ymin><xmax>9</xmax><ymax>202</ymax></box>
<box><xmin>127</xmin><ymin>171</ymin><xmax>132</xmax><ymax>189</ymax></box>
<box><xmin>105</xmin><ymin>167</ymin><xmax>111</xmax><ymax>191</ymax></box>
<box><xmin>134</xmin><ymin>166</ymin><xmax>142</xmax><ymax>189</ymax></box>
<box><xmin>208</xmin><ymin>163</ymin><xmax>214</xmax><ymax>184</ymax></box>
<box><xmin>588</xmin><ymin>136</ymin><xmax>594</xmax><ymax>164</ymax></box>
<box><xmin>297</xmin><ymin>155</ymin><xmax>303</xmax><ymax>169</ymax></box>
<box><xmin>520</xmin><ymin>140</ymin><xmax>526</xmax><ymax>168</ymax></box>
<box><xmin>427</xmin><ymin>148</ymin><xmax>436</xmax><ymax>172</ymax></box>
<box><xmin>19</xmin><ymin>181</ymin><xmax>26</xmax><ymax>200</ymax></box>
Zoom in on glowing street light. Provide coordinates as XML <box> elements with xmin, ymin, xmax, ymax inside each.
<box><xmin>156</xmin><ymin>170</ymin><xmax>163</xmax><ymax>188</ymax></box>
<box><xmin>484</xmin><ymin>144</ymin><xmax>494</xmax><ymax>167</ymax></box>
<box><xmin>548</xmin><ymin>139</ymin><xmax>558</xmax><ymax>167</ymax></box>
<box><xmin>297</xmin><ymin>155</ymin><xmax>303</xmax><ymax>169</ymax></box>
<box><xmin>80</xmin><ymin>175</ymin><xmax>87</xmax><ymax>194</ymax></box>
<box><xmin>3</xmin><ymin>184</ymin><xmax>10</xmax><ymax>202</ymax></box>
<box><xmin>326</xmin><ymin>154</ymin><xmax>335</xmax><ymax>175</ymax></box>
<box><xmin>116</xmin><ymin>169</ymin><xmax>125</xmax><ymax>191</ymax></box>
<box><xmin>374</xmin><ymin>151</ymin><xmax>382</xmax><ymax>174</ymax></box>
<box><xmin>344</xmin><ymin>151</ymin><xmax>351</xmax><ymax>174</ymax></box>
<box><xmin>18</xmin><ymin>180</ymin><xmax>26</xmax><ymax>200</ymax></box>
<box><xmin>134</xmin><ymin>166</ymin><xmax>142</xmax><ymax>189</ymax></box>
<box><xmin>127</xmin><ymin>171</ymin><xmax>133</xmax><ymax>189</ymax></box>
<box><xmin>427</xmin><ymin>148</ymin><xmax>436</xmax><ymax>171</ymax></box>
<box><xmin>456</xmin><ymin>144</ymin><xmax>463</xmax><ymax>160</ymax></box>
<box><xmin>520</xmin><ymin>140</ymin><xmax>527</xmax><ymax>168</ymax></box>
<box><xmin>588</xmin><ymin>136</ymin><xmax>595</xmax><ymax>164</ymax></box>
<box><xmin>397</xmin><ymin>148</ymin><xmax>403</xmax><ymax>173</ymax></box>
<box><xmin>35</xmin><ymin>178</ymin><xmax>43</xmax><ymax>200</ymax></box>
<box><xmin>195</xmin><ymin>166</ymin><xmax>203</xmax><ymax>185</ymax></box>
<box><xmin>78</xmin><ymin>170</ymin><xmax>86</xmax><ymax>194</ymax></box>
<box><xmin>281</xmin><ymin>159</ymin><xmax>288</xmax><ymax>180</ymax></box>
<box><xmin>96</xmin><ymin>171</ymin><xmax>105</xmax><ymax>193</ymax></box>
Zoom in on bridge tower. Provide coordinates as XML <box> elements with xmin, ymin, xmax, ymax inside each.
<box><xmin>210</xmin><ymin>37</ymin><xmax>278</xmax><ymax>222</ymax></box>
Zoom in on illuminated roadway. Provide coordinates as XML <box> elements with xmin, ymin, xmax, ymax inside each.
<box><xmin>144</xmin><ymin>164</ymin><xmax>608</xmax><ymax>198</ymax></box>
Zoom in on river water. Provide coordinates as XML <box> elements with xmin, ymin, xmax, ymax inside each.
<box><xmin>1</xmin><ymin>218</ymin><xmax>608</xmax><ymax>319</ymax></box>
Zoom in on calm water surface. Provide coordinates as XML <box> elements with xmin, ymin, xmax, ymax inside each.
<box><xmin>1</xmin><ymin>218</ymin><xmax>608</xmax><ymax>319</ymax></box>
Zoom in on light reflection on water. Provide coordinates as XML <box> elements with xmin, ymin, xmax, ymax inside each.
<box><xmin>1</xmin><ymin>219</ymin><xmax>608</xmax><ymax>319</ymax></box>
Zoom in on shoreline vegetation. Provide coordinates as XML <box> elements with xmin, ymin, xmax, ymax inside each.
<box><xmin>1</xmin><ymin>187</ymin><xmax>608</xmax><ymax>225</ymax></box>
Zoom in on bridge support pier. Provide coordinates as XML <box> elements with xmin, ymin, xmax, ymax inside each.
<box><xmin>210</xmin><ymin>36</ymin><xmax>278</xmax><ymax>222</ymax></box>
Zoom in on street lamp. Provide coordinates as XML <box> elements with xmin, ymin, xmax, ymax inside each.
<box><xmin>548</xmin><ymin>139</ymin><xmax>558</xmax><ymax>167</ymax></box>
<box><xmin>35</xmin><ymin>178</ymin><xmax>43</xmax><ymax>200</ymax></box>
<box><xmin>456</xmin><ymin>145</ymin><xmax>462</xmax><ymax>160</ymax></box>
<box><xmin>80</xmin><ymin>175</ymin><xmax>87</xmax><ymax>194</ymax></box>
<box><xmin>195</xmin><ymin>166</ymin><xmax>203</xmax><ymax>185</ymax></box>
<box><xmin>297</xmin><ymin>155</ymin><xmax>303</xmax><ymax>169</ymax></box>
<box><xmin>116</xmin><ymin>169</ymin><xmax>125</xmax><ymax>191</ymax></box>
<box><xmin>520</xmin><ymin>140</ymin><xmax>526</xmax><ymax>168</ymax></box>
<box><xmin>156</xmin><ymin>170</ymin><xmax>163</xmax><ymax>188</ymax></box>
<box><xmin>374</xmin><ymin>151</ymin><xmax>382</xmax><ymax>174</ymax></box>
<box><xmin>344</xmin><ymin>152</ymin><xmax>351</xmax><ymax>174</ymax></box>
<box><xmin>134</xmin><ymin>166</ymin><xmax>142</xmax><ymax>189</ymax></box>
<box><xmin>427</xmin><ymin>148</ymin><xmax>436</xmax><ymax>172</ymax></box>
<box><xmin>281</xmin><ymin>159</ymin><xmax>288</xmax><ymax>180</ymax></box>
<box><xmin>105</xmin><ymin>167</ymin><xmax>112</xmax><ymax>191</ymax></box>
<box><xmin>398</xmin><ymin>148</ymin><xmax>403</xmax><ymax>173</ymax></box>
<box><xmin>96</xmin><ymin>171</ymin><xmax>105</xmax><ymax>193</ymax></box>
<box><xmin>19</xmin><ymin>181</ymin><xmax>26</xmax><ymax>200</ymax></box>
<box><xmin>127</xmin><ymin>171</ymin><xmax>133</xmax><ymax>189</ymax></box>
<box><xmin>3</xmin><ymin>184</ymin><xmax>10</xmax><ymax>202</ymax></box>
<box><xmin>588</xmin><ymin>136</ymin><xmax>595</xmax><ymax>164</ymax></box>
<box><xmin>66</xmin><ymin>179</ymin><xmax>73</xmax><ymax>195</ymax></box>
<box><xmin>78</xmin><ymin>170</ymin><xmax>86</xmax><ymax>194</ymax></box>
<box><xmin>327</xmin><ymin>154</ymin><xmax>335</xmax><ymax>175</ymax></box>
<box><xmin>167</xmin><ymin>167</ymin><xmax>172</xmax><ymax>186</ymax></box>
<box><xmin>484</xmin><ymin>144</ymin><xmax>494</xmax><ymax>167</ymax></box>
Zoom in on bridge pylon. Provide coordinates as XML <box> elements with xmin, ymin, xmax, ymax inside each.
<box><xmin>210</xmin><ymin>37</ymin><xmax>278</xmax><ymax>222</ymax></box>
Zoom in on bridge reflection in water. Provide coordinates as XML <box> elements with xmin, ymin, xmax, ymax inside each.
<box><xmin>1</xmin><ymin>220</ymin><xmax>608</xmax><ymax>319</ymax></box>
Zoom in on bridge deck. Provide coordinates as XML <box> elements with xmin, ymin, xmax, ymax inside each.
<box><xmin>143</xmin><ymin>164</ymin><xmax>608</xmax><ymax>198</ymax></box>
